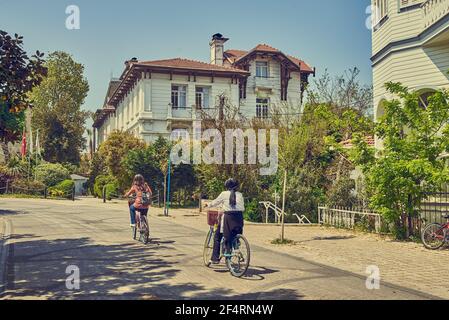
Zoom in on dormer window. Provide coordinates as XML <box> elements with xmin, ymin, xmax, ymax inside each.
<box><xmin>256</xmin><ymin>61</ymin><xmax>269</xmax><ymax>78</ymax></box>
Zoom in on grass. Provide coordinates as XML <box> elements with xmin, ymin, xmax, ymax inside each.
<box><xmin>271</xmin><ymin>238</ymin><xmax>296</xmax><ymax>245</ymax></box>
<box><xmin>0</xmin><ymin>194</ymin><xmax>42</xmax><ymax>199</ymax></box>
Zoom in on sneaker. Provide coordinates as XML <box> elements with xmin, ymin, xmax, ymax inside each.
<box><xmin>130</xmin><ymin>224</ymin><xmax>136</xmax><ymax>228</ymax></box>
<box><xmin>209</xmin><ymin>259</ymin><xmax>220</xmax><ymax>265</ymax></box>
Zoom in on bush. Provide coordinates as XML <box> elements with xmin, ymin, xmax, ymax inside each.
<box><xmin>94</xmin><ymin>175</ymin><xmax>118</xmax><ymax>198</ymax></box>
<box><xmin>244</xmin><ymin>199</ymin><xmax>262</xmax><ymax>222</ymax></box>
<box><xmin>0</xmin><ymin>165</ymin><xmax>13</xmax><ymax>193</ymax></box>
<box><xmin>10</xmin><ymin>179</ymin><xmax>46</xmax><ymax>196</ymax></box>
<box><xmin>48</xmin><ymin>179</ymin><xmax>75</xmax><ymax>199</ymax></box>
<box><xmin>104</xmin><ymin>182</ymin><xmax>119</xmax><ymax>201</ymax></box>
<box><xmin>34</xmin><ymin>163</ymin><xmax>70</xmax><ymax>187</ymax></box>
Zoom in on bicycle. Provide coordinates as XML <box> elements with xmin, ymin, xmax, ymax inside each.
<box><xmin>421</xmin><ymin>214</ymin><xmax>449</xmax><ymax>250</ymax></box>
<box><xmin>128</xmin><ymin>196</ymin><xmax>150</xmax><ymax>244</ymax></box>
<box><xmin>203</xmin><ymin>211</ymin><xmax>250</xmax><ymax>278</ymax></box>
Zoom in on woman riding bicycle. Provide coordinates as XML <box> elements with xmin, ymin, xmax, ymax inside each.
<box><xmin>206</xmin><ymin>178</ymin><xmax>245</xmax><ymax>265</ymax></box>
<box><xmin>124</xmin><ymin>174</ymin><xmax>152</xmax><ymax>227</ymax></box>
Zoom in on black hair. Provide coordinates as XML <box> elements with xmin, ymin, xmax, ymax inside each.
<box><xmin>225</xmin><ymin>178</ymin><xmax>239</xmax><ymax>206</ymax></box>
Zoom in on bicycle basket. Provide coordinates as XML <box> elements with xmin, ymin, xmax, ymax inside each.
<box><xmin>207</xmin><ymin>211</ymin><xmax>221</xmax><ymax>226</ymax></box>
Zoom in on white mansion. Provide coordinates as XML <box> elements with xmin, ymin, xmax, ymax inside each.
<box><xmin>372</xmin><ymin>0</ymin><xmax>449</xmax><ymax>148</ymax></box>
<box><xmin>93</xmin><ymin>34</ymin><xmax>314</xmax><ymax>146</ymax></box>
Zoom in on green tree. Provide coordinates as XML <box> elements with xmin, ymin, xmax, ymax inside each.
<box><xmin>0</xmin><ymin>30</ymin><xmax>46</xmax><ymax>161</ymax></box>
<box><xmin>30</xmin><ymin>51</ymin><xmax>89</xmax><ymax>164</ymax></box>
<box><xmin>353</xmin><ymin>83</ymin><xmax>449</xmax><ymax>239</ymax></box>
<box><xmin>97</xmin><ymin>130</ymin><xmax>145</xmax><ymax>190</ymax></box>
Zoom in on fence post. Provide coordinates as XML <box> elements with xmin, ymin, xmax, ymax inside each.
<box><xmin>72</xmin><ymin>185</ymin><xmax>75</xmax><ymax>202</ymax></box>
<box><xmin>103</xmin><ymin>186</ymin><xmax>106</xmax><ymax>203</ymax></box>
<box><xmin>5</xmin><ymin>180</ymin><xmax>9</xmax><ymax>194</ymax></box>
<box><xmin>44</xmin><ymin>187</ymin><xmax>47</xmax><ymax>199</ymax></box>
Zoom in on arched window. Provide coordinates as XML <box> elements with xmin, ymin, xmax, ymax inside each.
<box><xmin>417</xmin><ymin>89</ymin><xmax>437</xmax><ymax>109</ymax></box>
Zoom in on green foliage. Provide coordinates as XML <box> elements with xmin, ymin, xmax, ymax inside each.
<box><xmin>97</xmin><ymin>130</ymin><xmax>145</xmax><ymax>190</ymax></box>
<box><xmin>48</xmin><ymin>179</ymin><xmax>74</xmax><ymax>198</ymax></box>
<box><xmin>244</xmin><ymin>199</ymin><xmax>261</xmax><ymax>222</ymax></box>
<box><xmin>5</xmin><ymin>157</ymin><xmax>28</xmax><ymax>178</ymax></box>
<box><xmin>327</xmin><ymin>176</ymin><xmax>357</xmax><ymax>207</ymax></box>
<box><xmin>353</xmin><ymin>83</ymin><xmax>449</xmax><ymax>239</ymax></box>
<box><xmin>104</xmin><ymin>182</ymin><xmax>119</xmax><ymax>201</ymax></box>
<box><xmin>0</xmin><ymin>30</ymin><xmax>46</xmax><ymax>148</ymax></box>
<box><xmin>122</xmin><ymin>145</ymin><xmax>164</xmax><ymax>191</ymax></box>
<box><xmin>34</xmin><ymin>162</ymin><xmax>70</xmax><ymax>187</ymax></box>
<box><xmin>10</xmin><ymin>179</ymin><xmax>45</xmax><ymax>195</ymax></box>
<box><xmin>93</xmin><ymin>175</ymin><xmax>118</xmax><ymax>198</ymax></box>
<box><xmin>30</xmin><ymin>51</ymin><xmax>89</xmax><ymax>165</ymax></box>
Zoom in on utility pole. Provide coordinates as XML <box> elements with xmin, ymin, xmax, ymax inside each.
<box><xmin>281</xmin><ymin>169</ymin><xmax>287</xmax><ymax>242</ymax></box>
<box><xmin>164</xmin><ymin>157</ymin><xmax>172</xmax><ymax>217</ymax></box>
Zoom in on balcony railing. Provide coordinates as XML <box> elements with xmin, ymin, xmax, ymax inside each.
<box><xmin>422</xmin><ymin>0</ymin><xmax>449</xmax><ymax>29</ymax></box>
<box><xmin>251</xmin><ymin>76</ymin><xmax>277</xmax><ymax>91</ymax></box>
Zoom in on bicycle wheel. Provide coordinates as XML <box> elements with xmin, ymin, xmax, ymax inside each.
<box><xmin>226</xmin><ymin>235</ymin><xmax>250</xmax><ymax>278</ymax></box>
<box><xmin>422</xmin><ymin>223</ymin><xmax>446</xmax><ymax>250</ymax></box>
<box><xmin>141</xmin><ymin>216</ymin><xmax>150</xmax><ymax>244</ymax></box>
<box><xmin>203</xmin><ymin>229</ymin><xmax>215</xmax><ymax>267</ymax></box>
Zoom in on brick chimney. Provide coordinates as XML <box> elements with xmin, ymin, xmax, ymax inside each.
<box><xmin>210</xmin><ymin>33</ymin><xmax>229</xmax><ymax>66</ymax></box>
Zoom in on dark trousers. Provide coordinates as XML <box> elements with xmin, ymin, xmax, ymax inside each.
<box><xmin>211</xmin><ymin>211</ymin><xmax>243</xmax><ymax>261</ymax></box>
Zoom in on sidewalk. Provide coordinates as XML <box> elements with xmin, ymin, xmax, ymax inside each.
<box><xmin>147</xmin><ymin>206</ymin><xmax>449</xmax><ymax>299</ymax></box>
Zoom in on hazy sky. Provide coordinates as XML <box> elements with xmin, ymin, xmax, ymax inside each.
<box><xmin>1</xmin><ymin>0</ymin><xmax>372</xmax><ymax>115</ymax></box>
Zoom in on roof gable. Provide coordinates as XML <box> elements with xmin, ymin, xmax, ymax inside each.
<box><xmin>226</xmin><ymin>44</ymin><xmax>314</xmax><ymax>73</ymax></box>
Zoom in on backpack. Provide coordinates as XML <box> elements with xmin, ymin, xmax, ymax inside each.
<box><xmin>141</xmin><ymin>191</ymin><xmax>151</xmax><ymax>206</ymax></box>
<box><xmin>138</xmin><ymin>184</ymin><xmax>151</xmax><ymax>206</ymax></box>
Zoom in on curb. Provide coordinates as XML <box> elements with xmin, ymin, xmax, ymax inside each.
<box><xmin>0</xmin><ymin>218</ymin><xmax>11</xmax><ymax>297</ymax></box>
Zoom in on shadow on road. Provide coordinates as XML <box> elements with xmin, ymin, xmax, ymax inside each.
<box><xmin>0</xmin><ymin>209</ymin><xmax>29</xmax><ymax>216</ymax></box>
<box><xmin>2</xmin><ymin>236</ymin><xmax>303</xmax><ymax>300</ymax></box>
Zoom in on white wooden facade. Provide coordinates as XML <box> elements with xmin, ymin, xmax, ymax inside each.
<box><xmin>372</xmin><ymin>0</ymin><xmax>449</xmax><ymax>147</ymax></box>
<box><xmin>93</xmin><ymin>34</ymin><xmax>314</xmax><ymax>146</ymax></box>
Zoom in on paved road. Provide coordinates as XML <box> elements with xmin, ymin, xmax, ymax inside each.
<box><xmin>0</xmin><ymin>198</ymin><xmax>440</xmax><ymax>300</ymax></box>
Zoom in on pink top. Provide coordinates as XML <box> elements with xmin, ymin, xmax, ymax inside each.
<box><xmin>126</xmin><ymin>183</ymin><xmax>152</xmax><ymax>209</ymax></box>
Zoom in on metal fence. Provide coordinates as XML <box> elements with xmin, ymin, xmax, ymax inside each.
<box><xmin>318</xmin><ymin>206</ymin><xmax>384</xmax><ymax>234</ymax></box>
<box><xmin>0</xmin><ymin>181</ymin><xmax>76</xmax><ymax>201</ymax></box>
<box><xmin>420</xmin><ymin>185</ymin><xmax>449</xmax><ymax>225</ymax></box>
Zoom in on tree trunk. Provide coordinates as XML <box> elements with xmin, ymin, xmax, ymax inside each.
<box><xmin>0</xmin><ymin>141</ymin><xmax>10</xmax><ymax>163</ymax></box>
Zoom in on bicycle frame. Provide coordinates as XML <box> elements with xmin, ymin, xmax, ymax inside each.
<box><xmin>434</xmin><ymin>222</ymin><xmax>449</xmax><ymax>240</ymax></box>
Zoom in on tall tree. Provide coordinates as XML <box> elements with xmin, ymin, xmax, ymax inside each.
<box><xmin>30</xmin><ymin>51</ymin><xmax>89</xmax><ymax>164</ymax></box>
<box><xmin>0</xmin><ymin>30</ymin><xmax>46</xmax><ymax>161</ymax></box>
<box><xmin>353</xmin><ymin>83</ymin><xmax>449</xmax><ymax>239</ymax></box>
<box><xmin>97</xmin><ymin>130</ymin><xmax>145</xmax><ymax>189</ymax></box>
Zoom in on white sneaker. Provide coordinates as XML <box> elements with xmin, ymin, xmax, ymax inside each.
<box><xmin>130</xmin><ymin>224</ymin><xmax>136</xmax><ymax>227</ymax></box>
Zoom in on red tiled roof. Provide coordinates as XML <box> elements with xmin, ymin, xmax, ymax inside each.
<box><xmin>341</xmin><ymin>136</ymin><xmax>375</xmax><ymax>149</ymax></box>
<box><xmin>136</xmin><ymin>58</ymin><xmax>248</xmax><ymax>74</ymax></box>
<box><xmin>225</xmin><ymin>44</ymin><xmax>314</xmax><ymax>73</ymax></box>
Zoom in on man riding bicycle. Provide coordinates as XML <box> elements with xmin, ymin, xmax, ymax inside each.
<box><xmin>205</xmin><ymin>179</ymin><xmax>245</xmax><ymax>265</ymax></box>
<box><xmin>124</xmin><ymin>174</ymin><xmax>152</xmax><ymax>227</ymax></box>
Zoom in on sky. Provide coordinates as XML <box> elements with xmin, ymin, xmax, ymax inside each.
<box><xmin>0</xmin><ymin>0</ymin><xmax>372</xmax><ymax>117</ymax></box>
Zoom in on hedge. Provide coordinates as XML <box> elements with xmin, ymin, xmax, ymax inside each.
<box><xmin>34</xmin><ymin>163</ymin><xmax>70</xmax><ymax>187</ymax></box>
<box><xmin>94</xmin><ymin>175</ymin><xmax>118</xmax><ymax>198</ymax></box>
<box><xmin>48</xmin><ymin>179</ymin><xmax>75</xmax><ymax>199</ymax></box>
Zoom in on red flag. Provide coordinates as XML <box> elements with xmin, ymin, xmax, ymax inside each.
<box><xmin>20</xmin><ymin>130</ymin><xmax>27</xmax><ymax>159</ymax></box>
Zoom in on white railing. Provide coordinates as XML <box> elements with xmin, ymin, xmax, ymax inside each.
<box><xmin>260</xmin><ymin>201</ymin><xmax>312</xmax><ymax>225</ymax></box>
<box><xmin>318</xmin><ymin>206</ymin><xmax>383</xmax><ymax>233</ymax></box>
<box><xmin>422</xmin><ymin>0</ymin><xmax>449</xmax><ymax>29</ymax></box>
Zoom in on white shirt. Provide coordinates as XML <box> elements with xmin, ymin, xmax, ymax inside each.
<box><xmin>208</xmin><ymin>191</ymin><xmax>245</xmax><ymax>212</ymax></box>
